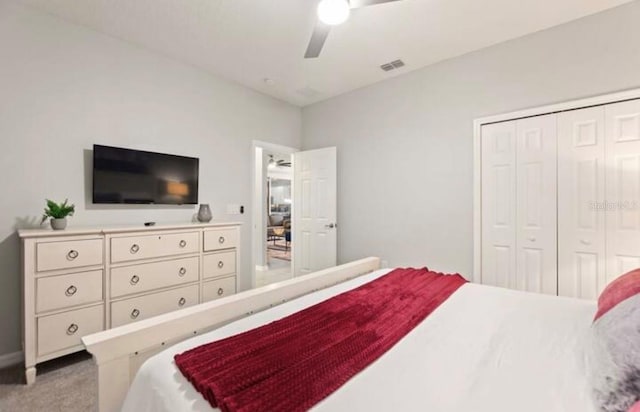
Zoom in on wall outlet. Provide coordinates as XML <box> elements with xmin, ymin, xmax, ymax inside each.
<box><xmin>226</xmin><ymin>204</ymin><xmax>241</xmax><ymax>215</ymax></box>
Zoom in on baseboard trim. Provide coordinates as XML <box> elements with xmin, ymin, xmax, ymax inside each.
<box><xmin>0</xmin><ymin>351</ymin><xmax>23</xmax><ymax>369</ymax></box>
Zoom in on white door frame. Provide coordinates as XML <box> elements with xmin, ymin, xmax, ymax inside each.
<box><xmin>250</xmin><ymin>140</ymin><xmax>298</xmax><ymax>288</ymax></box>
<box><xmin>473</xmin><ymin>87</ymin><xmax>640</xmax><ymax>285</ymax></box>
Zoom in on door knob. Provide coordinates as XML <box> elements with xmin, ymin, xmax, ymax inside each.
<box><xmin>325</xmin><ymin>223</ymin><xmax>336</xmax><ymax>229</ymax></box>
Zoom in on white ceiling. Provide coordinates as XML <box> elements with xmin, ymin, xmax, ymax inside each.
<box><xmin>19</xmin><ymin>0</ymin><xmax>632</xmax><ymax>106</ymax></box>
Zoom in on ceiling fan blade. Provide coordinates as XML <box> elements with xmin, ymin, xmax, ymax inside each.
<box><xmin>349</xmin><ymin>0</ymin><xmax>402</xmax><ymax>9</ymax></box>
<box><xmin>304</xmin><ymin>22</ymin><xmax>331</xmax><ymax>59</ymax></box>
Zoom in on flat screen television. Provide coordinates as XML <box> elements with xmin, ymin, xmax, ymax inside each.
<box><xmin>93</xmin><ymin>145</ymin><xmax>199</xmax><ymax>205</ymax></box>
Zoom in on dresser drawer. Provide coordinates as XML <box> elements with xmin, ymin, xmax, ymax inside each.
<box><xmin>204</xmin><ymin>228</ymin><xmax>238</xmax><ymax>252</ymax></box>
<box><xmin>111</xmin><ymin>257</ymin><xmax>199</xmax><ymax>298</ymax></box>
<box><xmin>110</xmin><ymin>284</ymin><xmax>199</xmax><ymax>327</ymax></box>
<box><xmin>37</xmin><ymin>305</ymin><xmax>104</xmax><ymax>357</ymax></box>
<box><xmin>203</xmin><ymin>251</ymin><xmax>236</xmax><ymax>279</ymax></box>
<box><xmin>36</xmin><ymin>270</ymin><xmax>103</xmax><ymax>313</ymax></box>
<box><xmin>36</xmin><ymin>239</ymin><xmax>103</xmax><ymax>272</ymax></box>
<box><xmin>111</xmin><ymin>231</ymin><xmax>199</xmax><ymax>263</ymax></box>
<box><xmin>202</xmin><ymin>276</ymin><xmax>236</xmax><ymax>302</ymax></box>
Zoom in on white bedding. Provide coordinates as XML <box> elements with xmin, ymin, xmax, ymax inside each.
<box><xmin>122</xmin><ymin>269</ymin><xmax>598</xmax><ymax>412</ymax></box>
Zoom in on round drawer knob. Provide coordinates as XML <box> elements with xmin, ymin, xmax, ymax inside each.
<box><xmin>65</xmin><ymin>285</ymin><xmax>77</xmax><ymax>297</ymax></box>
<box><xmin>179</xmin><ymin>240</ymin><xmax>187</xmax><ymax>248</ymax></box>
<box><xmin>178</xmin><ymin>267</ymin><xmax>187</xmax><ymax>276</ymax></box>
<box><xmin>67</xmin><ymin>250</ymin><xmax>79</xmax><ymax>260</ymax></box>
<box><xmin>178</xmin><ymin>297</ymin><xmax>186</xmax><ymax>307</ymax></box>
<box><xmin>130</xmin><ymin>275</ymin><xmax>140</xmax><ymax>285</ymax></box>
<box><xmin>66</xmin><ymin>323</ymin><xmax>79</xmax><ymax>335</ymax></box>
<box><xmin>130</xmin><ymin>244</ymin><xmax>140</xmax><ymax>254</ymax></box>
<box><xmin>130</xmin><ymin>309</ymin><xmax>140</xmax><ymax>319</ymax></box>
<box><xmin>218</xmin><ymin>236</ymin><xmax>225</xmax><ymax>244</ymax></box>
<box><xmin>217</xmin><ymin>287</ymin><xmax>224</xmax><ymax>296</ymax></box>
<box><xmin>217</xmin><ymin>261</ymin><xmax>224</xmax><ymax>269</ymax></box>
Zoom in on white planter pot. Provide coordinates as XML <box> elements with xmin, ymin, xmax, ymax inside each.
<box><xmin>50</xmin><ymin>218</ymin><xmax>67</xmax><ymax>230</ymax></box>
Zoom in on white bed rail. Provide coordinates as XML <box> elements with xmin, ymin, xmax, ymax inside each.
<box><xmin>83</xmin><ymin>257</ymin><xmax>381</xmax><ymax>412</ymax></box>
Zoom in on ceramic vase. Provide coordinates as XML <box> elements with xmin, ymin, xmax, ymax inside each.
<box><xmin>197</xmin><ymin>204</ymin><xmax>212</xmax><ymax>223</ymax></box>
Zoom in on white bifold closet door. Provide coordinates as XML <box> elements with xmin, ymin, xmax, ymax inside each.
<box><xmin>558</xmin><ymin>100</ymin><xmax>640</xmax><ymax>299</ymax></box>
<box><xmin>515</xmin><ymin>115</ymin><xmax>557</xmax><ymax>294</ymax></box>
<box><xmin>481</xmin><ymin>121</ymin><xmax>517</xmax><ymax>289</ymax></box>
<box><xmin>481</xmin><ymin>114</ymin><xmax>557</xmax><ymax>294</ymax></box>
<box><xmin>605</xmin><ymin>100</ymin><xmax>640</xmax><ymax>281</ymax></box>
<box><xmin>558</xmin><ymin>107</ymin><xmax>606</xmax><ymax>299</ymax></box>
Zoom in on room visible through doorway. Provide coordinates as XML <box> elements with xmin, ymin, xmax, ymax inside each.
<box><xmin>252</xmin><ymin>142</ymin><xmax>296</xmax><ymax>288</ymax></box>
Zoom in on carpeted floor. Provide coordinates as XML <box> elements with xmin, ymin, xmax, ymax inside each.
<box><xmin>0</xmin><ymin>351</ymin><xmax>96</xmax><ymax>412</ymax></box>
<box><xmin>267</xmin><ymin>239</ymin><xmax>291</xmax><ymax>261</ymax></box>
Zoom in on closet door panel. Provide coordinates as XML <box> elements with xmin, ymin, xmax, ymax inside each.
<box><xmin>516</xmin><ymin>114</ymin><xmax>557</xmax><ymax>295</ymax></box>
<box><xmin>558</xmin><ymin>107</ymin><xmax>606</xmax><ymax>299</ymax></box>
<box><xmin>481</xmin><ymin>121</ymin><xmax>517</xmax><ymax>289</ymax></box>
<box><xmin>606</xmin><ymin>100</ymin><xmax>640</xmax><ymax>285</ymax></box>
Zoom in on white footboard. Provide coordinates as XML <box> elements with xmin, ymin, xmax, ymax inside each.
<box><xmin>82</xmin><ymin>257</ymin><xmax>381</xmax><ymax>412</ymax></box>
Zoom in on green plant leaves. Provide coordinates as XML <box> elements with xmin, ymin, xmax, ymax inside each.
<box><xmin>42</xmin><ymin>198</ymin><xmax>75</xmax><ymax>223</ymax></box>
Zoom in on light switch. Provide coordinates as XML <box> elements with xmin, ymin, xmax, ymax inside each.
<box><xmin>226</xmin><ymin>204</ymin><xmax>241</xmax><ymax>215</ymax></box>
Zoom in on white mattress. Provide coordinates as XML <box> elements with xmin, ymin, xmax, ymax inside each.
<box><xmin>122</xmin><ymin>269</ymin><xmax>598</xmax><ymax>412</ymax></box>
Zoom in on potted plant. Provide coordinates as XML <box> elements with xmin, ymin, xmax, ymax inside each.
<box><xmin>41</xmin><ymin>199</ymin><xmax>75</xmax><ymax>230</ymax></box>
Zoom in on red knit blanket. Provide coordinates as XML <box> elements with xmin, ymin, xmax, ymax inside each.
<box><xmin>174</xmin><ymin>268</ymin><xmax>467</xmax><ymax>412</ymax></box>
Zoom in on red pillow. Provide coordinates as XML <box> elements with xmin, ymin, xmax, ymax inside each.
<box><xmin>630</xmin><ymin>401</ymin><xmax>640</xmax><ymax>412</ymax></box>
<box><xmin>594</xmin><ymin>268</ymin><xmax>640</xmax><ymax>321</ymax></box>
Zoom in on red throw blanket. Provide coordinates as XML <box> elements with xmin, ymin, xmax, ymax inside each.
<box><xmin>174</xmin><ymin>268</ymin><xmax>467</xmax><ymax>412</ymax></box>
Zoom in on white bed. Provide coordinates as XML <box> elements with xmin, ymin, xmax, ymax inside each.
<box><xmin>121</xmin><ymin>268</ymin><xmax>598</xmax><ymax>412</ymax></box>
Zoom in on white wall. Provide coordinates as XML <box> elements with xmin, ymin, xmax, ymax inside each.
<box><xmin>0</xmin><ymin>2</ymin><xmax>301</xmax><ymax>358</ymax></box>
<box><xmin>302</xmin><ymin>2</ymin><xmax>640</xmax><ymax>276</ymax></box>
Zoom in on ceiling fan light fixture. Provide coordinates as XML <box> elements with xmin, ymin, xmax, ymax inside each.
<box><xmin>317</xmin><ymin>0</ymin><xmax>350</xmax><ymax>26</ymax></box>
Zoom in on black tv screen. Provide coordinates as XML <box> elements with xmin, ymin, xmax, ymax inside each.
<box><xmin>93</xmin><ymin>145</ymin><xmax>199</xmax><ymax>205</ymax></box>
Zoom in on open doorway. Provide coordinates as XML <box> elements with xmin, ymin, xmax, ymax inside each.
<box><xmin>263</xmin><ymin>154</ymin><xmax>292</xmax><ymax>284</ymax></box>
<box><xmin>252</xmin><ymin>141</ymin><xmax>297</xmax><ymax>288</ymax></box>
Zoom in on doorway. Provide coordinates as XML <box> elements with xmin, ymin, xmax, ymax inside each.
<box><xmin>251</xmin><ymin>141</ymin><xmax>297</xmax><ymax>288</ymax></box>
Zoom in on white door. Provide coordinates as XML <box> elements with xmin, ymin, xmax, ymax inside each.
<box><xmin>558</xmin><ymin>107</ymin><xmax>606</xmax><ymax>299</ymax></box>
<box><xmin>293</xmin><ymin>147</ymin><xmax>337</xmax><ymax>276</ymax></box>
<box><xmin>515</xmin><ymin>114</ymin><xmax>557</xmax><ymax>295</ymax></box>
<box><xmin>605</xmin><ymin>100</ymin><xmax>640</xmax><ymax>282</ymax></box>
<box><xmin>481</xmin><ymin>121</ymin><xmax>517</xmax><ymax>289</ymax></box>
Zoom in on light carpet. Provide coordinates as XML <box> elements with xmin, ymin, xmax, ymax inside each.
<box><xmin>267</xmin><ymin>239</ymin><xmax>291</xmax><ymax>261</ymax></box>
<box><xmin>0</xmin><ymin>352</ymin><xmax>96</xmax><ymax>412</ymax></box>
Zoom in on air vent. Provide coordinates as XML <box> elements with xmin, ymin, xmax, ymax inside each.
<box><xmin>380</xmin><ymin>59</ymin><xmax>405</xmax><ymax>72</ymax></box>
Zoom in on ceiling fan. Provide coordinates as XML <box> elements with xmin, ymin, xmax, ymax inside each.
<box><xmin>268</xmin><ymin>155</ymin><xmax>292</xmax><ymax>168</ymax></box>
<box><xmin>305</xmin><ymin>0</ymin><xmax>403</xmax><ymax>59</ymax></box>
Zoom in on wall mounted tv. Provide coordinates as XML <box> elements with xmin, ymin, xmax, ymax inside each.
<box><xmin>93</xmin><ymin>145</ymin><xmax>199</xmax><ymax>205</ymax></box>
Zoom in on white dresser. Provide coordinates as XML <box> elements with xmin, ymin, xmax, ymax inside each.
<box><xmin>19</xmin><ymin>222</ymin><xmax>241</xmax><ymax>384</ymax></box>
